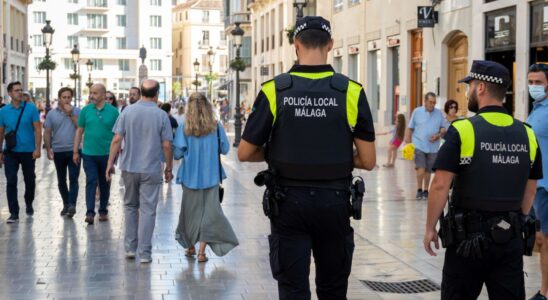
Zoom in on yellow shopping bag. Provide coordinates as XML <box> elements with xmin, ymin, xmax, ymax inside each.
<box><xmin>402</xmin><ymin>143</ymin><xmax>415</xmax><ymax>161</ymax></box>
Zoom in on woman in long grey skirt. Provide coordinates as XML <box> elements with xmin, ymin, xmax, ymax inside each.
<box><xmin>173</xmin><ymin>92</ymin><xmax>238</xmax><ymax>262</ymax></box>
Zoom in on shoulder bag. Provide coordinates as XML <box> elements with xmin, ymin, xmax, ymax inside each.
<box><xmin>5</xmin><ymin>102</ymin><xmax>27</xmax><ymax>151</ymax></box>
<box><xmin>217</xmin><ymin>124</ymin><xmax>224</xmax><ymax>203</ymax></box>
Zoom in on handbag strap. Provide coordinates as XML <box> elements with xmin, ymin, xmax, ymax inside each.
<box><xmin>217</xmin><ymin>123</ymin><xmax>223</xmax><ymax>185</ymax></box>
<box><xmin>14</xmin><ymin>101</ymin><xmax>26</xmax><ymax>133</ymax></box>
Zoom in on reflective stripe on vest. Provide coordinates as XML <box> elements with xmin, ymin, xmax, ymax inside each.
<box><xmin>261</xmin><ymin>72</ymin><xmax>361</xmax><ymax>128</ymax></box>
<box><xmin>453</xmin><ymin>113</ymin><xmax>538</xmax><ymax>164</ymax></box>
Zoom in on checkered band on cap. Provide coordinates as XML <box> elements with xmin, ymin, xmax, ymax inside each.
<box><xmin>293</xmin><ymin>22</ymin><xmax>332</xmax><ymax>37</ymax></box>
<box><xmin>467</xmin><ymin>72</ymin><xmax>505</xmax><ymax>85</ymax></box>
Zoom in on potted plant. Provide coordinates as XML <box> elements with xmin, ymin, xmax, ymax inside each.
<box><xmin>285</xmin><ymin>26</ymin><xmax>296</xmax><ymax>45</ymax></box>
<box><xmin>37</xmin><ymin>58</ymin><xmax>57</xmax><ymax>71</ymax></box>
<box><xmin>230</xmin><ymin>58</ymin><xmax>246</xmax><ymax>72</ymax></box>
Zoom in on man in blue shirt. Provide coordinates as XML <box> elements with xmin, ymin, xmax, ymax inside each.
<box><xmin>0</xmin><ymin>81</ymin><xmax>42</xmax><ymax>223</ymax></box>
<box><xmin>526</xmin><ymin>64</ymin><xmax>548</xmax><ymax>300</ymax></box>
<box><xmin>405</xmin><ymin>92</ymin><xmax>446</xmax><ymax>200</ymax></box>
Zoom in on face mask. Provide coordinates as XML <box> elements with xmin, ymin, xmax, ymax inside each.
<box><xmin>528</xmin><ymin>85</ymin><xmax>547</xmax><ymax>102</ymax></box>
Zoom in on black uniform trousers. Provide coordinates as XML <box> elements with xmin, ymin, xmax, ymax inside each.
<box><xmin>268</xmin><ymin>186</ymin><xmax>354</xmax><ymax>300</ymax></box>
<box><xmin>441</xmin><ymin>235</ymin><xmax>524</xmax><ymax>300</ymax></box>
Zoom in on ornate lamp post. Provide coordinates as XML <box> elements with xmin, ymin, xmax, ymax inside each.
<box><xmin>231</xmin><ymin>22</ymin><xmax>245</xmax><ymax>147</ymax></box>
<box><xmin>193</xmin><ymin>58</ymin><xmax>200</xmax><ymax>92</ymax></box>
<box><xmin>293</xmin><ymin>0</ymin><xmax>308</xmax><ymax>20</ymax></box>
<box><xmin>207</xmin><ymin>46</ymin><xmax>215</xmax><ymax>101</ymax></box>
<box><xmin>85</xmin><ymin>59</ymin><xmax>93</xmax><ymax>94</ymax></box>
<box><xmin>41</xmin><ymin>20</ymin><xmax>54</xmax><ymax>109</ymax></box>
<box><xmin>70</xmin><ymin>44</ymin><xmax>80</xmax><ymax>106</ymax></box>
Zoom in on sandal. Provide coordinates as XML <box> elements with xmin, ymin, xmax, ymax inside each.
<box><xmin>185</xmin><ymin>248</ymin><xmax>196</xmax><ymax>257</ymax></box>
<box><xmin>197</xmin><ymin>253</ymin><xmax>208</xmax><ymax>263</ymax></box>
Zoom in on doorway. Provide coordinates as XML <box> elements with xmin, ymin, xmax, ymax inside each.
<box><xmin>410</xmin><ymin>30</ymin><xmax>423</xmax><ymax>110</ymax></box>
<box><xmin>447</xmin><ymin>33</ymin><xmax>468</xmax><ymax>116</ymax></box>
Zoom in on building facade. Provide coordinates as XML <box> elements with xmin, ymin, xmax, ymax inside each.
<box><xmin>172</xmin><ymin>0</ymin><xmax>228</xmax><ymax>101</ymax></box>
<box><xmin>223</xmin><ymin>0</ymin><xmax>252</xmax><ymax>115</ymax></box>
<box><xmin>1</xmin><ymin>0</ymin><xmax>31</xmax><ymax>98</ymax></box>
<box><xmin>27</xmin><ymin>0</ymin><xmax>172</xmax><ymax>104</ymax></box>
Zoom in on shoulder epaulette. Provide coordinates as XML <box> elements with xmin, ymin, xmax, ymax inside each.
<box><xmin>330</xmin><ymin>73</ymin><xmax>350</xmax><ymax>92</ymax></box>
<box><xmin>274</xmin><ymin>73</ymin><xmax>292</xmax><ymax>91</ymax></box>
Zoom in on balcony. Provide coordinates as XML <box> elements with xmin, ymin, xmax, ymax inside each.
<box><xmin>82</xmin><ymin>0</ymin><xmax>109</xmax><ymax>11</ymax></box>
<box><xmin>224</xmin><ymin>12</ymin><xmax>251</xmax><ymax>28</ymax></box>
<box><xmin>80</xmin><ymin>27</ymin><xmax>109</xmax><ymax>33</ymax></box>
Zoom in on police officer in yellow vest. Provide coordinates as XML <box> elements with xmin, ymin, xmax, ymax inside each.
<box><xmin>238</xmin><ymin>16</ymin><xmax>376</xmax><ymax>300</ymax></box>
<box><xmin>423</xmin><ymin>60</ymin><xmax>543</xmax><ymax>299</ymax></box>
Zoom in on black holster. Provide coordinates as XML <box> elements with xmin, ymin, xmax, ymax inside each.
<box><xmin>349</xmin><ymin>176</ymin><xmax>365</xmax><ymax>220</ymax></box>
<box><xmin>523</xmin><ymin>215</ymin><xmax>540</xmax><ymax>256</ymax></box>
<box><xmin>255</xmin><ymin>169</ymin><xmax>286</xmax><ymax>219</ymax></box>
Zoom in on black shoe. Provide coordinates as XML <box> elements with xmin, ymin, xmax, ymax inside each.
<box><xmin>416</xmin><ymin>189</ymin><xmax>423</xmax><ymax>200</ymax></box>
<box><xmin>60</xmin><ymin>206</ymin><xmax>68</xmax><ymax>216</ymax></box>
<box><xmin>85</xmin><ymin>215</ymin><xmax>94</xmax><ymax>225</ymax></box>
<box><xmin>422</xmin><ymin>191</ymin><xmax>429</xmax><ymax>200</ymax></box>
<box><xmin>530</xmin><ymin>291</ymin><xmax>548</xmax><ymax>300</ymax></box>
<box><xmin>26</xmin><ymin>207</ymin><xmax>34</xmax><ymax>216</ymax></box>
<box><xmin>6</xmin><ymin>215</ymin><xmax>19</xmax><ymax>223</ymax></box>
<box><xmin>66</xmin><ymin>206</ymin><xmax>76</xmax><ymax>218</ymax></box>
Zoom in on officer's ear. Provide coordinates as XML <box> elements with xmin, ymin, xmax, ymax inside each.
<box><xmin>327</xmin><ymin>39</ymin><xmax>334</xmax><ymax>52</ymax></box>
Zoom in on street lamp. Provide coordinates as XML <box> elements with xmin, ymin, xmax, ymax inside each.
<box><xmin>41</xmin><ymin>20</ymin><xmax>54</xmax><ymax>109</ymax></box>
<box><xmin>71</xmin><ymin>44</ymin><xmax>80</xmax><ymax>106</ymax></box>
<box><xmin>193</xmin><ymin>58</ymin><xmax>200</xmax><ymax>92</ymax></box>
<box><xmin>231</xmin><ymin>22</ymin><xmax>244</xmax><ymax>147</ymax></box>
<box><xmin>293</xmin><ymin>0</ymin><xmax>308</xmax><ymax>20</ymax></box>
<box><xmin>86</xmin><ymin>59</ymin><xmax>93</xmax><ymax>92</ymax></box>
<box><xmin>207</xmin><ymin>46</ymin><xmax>215</xmax><ymax>101</ymax></box>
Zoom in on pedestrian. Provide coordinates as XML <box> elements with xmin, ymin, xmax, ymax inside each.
<box><xmin>443</xmin><ymin>99</ymin><xmax>460</xmax><ymax>129</ymax></box>
<box><xmin>73</xmin><ymin>83</ymin><xmax>119</xmax><ymax>225</ymax></box>
<box><xmin>378</xmin><ymin>113</ymin><xmax>406</xmax><ymax>168</ymax></box>
<box><xmin>0</xmin><ymin>96</ymin><xmax>5</xmax><ymax>109</ymax></box>
<box><xmin>160</xmin><ymin>103</ymin><xmax>178</xmax><ymax>136</ymax></box>
<box><xmin>44</xmin><ymin>87</ymin><xmax>81</xmax><ymax>218</ymax></box>
<box><xmin>423</xmin><ymin>60</ymin><xmax>542</xmax><ymax>299</ymax></box>
<box><xmin>173</xmin><ymin>92</ymin><xmax>238</xmax><ymax>263</ymax></box>
<box><xmin>238</xmin><ymin>16</ymin><xmax>376</xmax><ymax>300</ymax></box>
<box><xmin>174</xmin><ymin>105</ymin><xmax>185</xmax><ymax>126</ymax></box>
<box><xmin>106</xmin><ymin>79</ymin><xmax>174</xmax><ymax>264</ymax></box>
<box><xmin>526</xmin><ymin>63</ymin><xmax>548</xmax><ymax>300</ymax></box>
<box><xmin>0</xmin><ymin>81</ymin><xmax>42</xmax><ymax>223</ymax></box>
<box><xmin>117</xmin><ymin>98</ymin><xmax>127</xmax><ymax>113</ymax></box>
<box><xmin>106</xmin><ymin>91</ymin><xmax>118</xmax><ymax>109</ymax></box>
<box><xmin>128</xmin><ymin>87</ymin><xmax>141</xmax><ymax>105</ymax></box>
<box><xmin>405</xmin><ymin>92</ymin><xmax>446</xmax><ymax>200</ymax></box>
<box><xmin>22</xmin><ymin>91</ymin><xmax>34</xmax><ymax>104</ymax></box>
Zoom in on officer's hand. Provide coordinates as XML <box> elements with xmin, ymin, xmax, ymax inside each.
<box><xmin>423</xmin><ymin>228</ymin><xmax>440</xmax><ymax>256</ymax></box>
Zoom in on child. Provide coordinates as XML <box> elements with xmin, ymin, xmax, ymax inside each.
<box><xmin>377</xmin><ymin>113</ymin><xmax>406</xmax><ymax>167</ymax></box>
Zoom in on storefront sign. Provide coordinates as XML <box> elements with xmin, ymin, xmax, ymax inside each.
<box><xmin>387</xmin><ymin>35</ymin><xmax>400</xmax><ymax>47</ymax></box>
<box><xmin>367</xmin><ymin>40</ymin><xmax>380</xmax><ymax>51</ymax></box>
<box><xmin>418</xmin><ymin>6</ymin><xmax>438</xmax><ymax>28</ymax></box>
<box><xmin>486</xmin><ymin>8</ymin><xmax>516</xmax><ymax>50</ymax></box>
<box><xmin>348</xmin><ymin>46</ymin><xmax>359</xmax><ymax>55</ymax></box>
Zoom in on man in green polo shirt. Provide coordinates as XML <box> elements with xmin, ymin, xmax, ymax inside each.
<box><xmin>73</xmin><ymin>83</ymin><xmax>119</xmax><ymax>225</ymax></box>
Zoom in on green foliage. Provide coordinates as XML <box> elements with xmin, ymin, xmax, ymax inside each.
<box><xmin>172</xmin><ymin>81</ymin><xmax>182</xmax><ymax>96</ymax></box>
<box><xmin>230</xmin><ymin>58</ymin><xmax>246</xmax><ymax>72</ymax></box>
<box><xmin>37</xmin><ymin>58</ymin><xmax>57</xmax><ymax>71</ymax></box>
<box><xmin>285</xmin><ymin>26</ymin><xmax>295</xmax><ymax>45</ymax></box>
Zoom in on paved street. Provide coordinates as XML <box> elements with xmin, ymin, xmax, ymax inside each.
<box><xmin>0</xmin><ymin>133</ymin><xmax>542</xmax><ymax>300</ymax></box>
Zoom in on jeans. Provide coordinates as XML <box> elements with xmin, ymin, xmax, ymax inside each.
<box><xmin>4</xmin><ymin>152</ymin><xmax>36</xmax><ymax>217</ymax></box>
<box><xmin>82</xmin><ymin>154</ymin><xmax>110</xmax><ymax>217</ymax></box>
<box><xmin>53</xmin><ymin>151</ymin><xmax>81</xmax><ymax>208</ymax></box>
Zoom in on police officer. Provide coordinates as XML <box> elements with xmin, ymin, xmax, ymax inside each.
<box><xmin>238</xmin><ymin>16</ymin><xmax>376</xmax><ymax>300</ymax></box>
<box><xmin>423</xmin><ymin>60</ymin><xmax>543</xmax><ymax>299</ymax></box>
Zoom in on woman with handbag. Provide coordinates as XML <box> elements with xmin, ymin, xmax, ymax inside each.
<box><xmin>173</xmin><ymin>92</ymin><xmax>238</xmax><ymax>263</ymax></box>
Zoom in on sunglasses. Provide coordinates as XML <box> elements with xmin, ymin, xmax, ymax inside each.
<box><xmin>106</xmin><ymin>96</ymin><xmax>115</xmax><ymax>100</ymax></box>
<box><xmin>449</xmin><ymin>105</ymin><xmax>457</xmax><ymax>109</ymax></box>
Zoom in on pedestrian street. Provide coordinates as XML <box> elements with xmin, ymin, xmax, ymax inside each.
<box><xmin>0</xmin><ymin>133</ymin><xmax>542</xmax><ymax>299</ymax></box>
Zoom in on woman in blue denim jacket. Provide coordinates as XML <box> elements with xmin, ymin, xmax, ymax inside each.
<box><xmin>173</xmin><ymin>93</ymin><xmax>238</xmax><ymax>263</ymax></box>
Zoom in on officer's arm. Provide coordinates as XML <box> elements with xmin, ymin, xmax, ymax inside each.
<box><xmin>238</xmin><ymin>140</ymin><xmax>265</xmax><ymax>162</ymax></box>
<box><xmin>353</xmin><ymin>139</ymin><xmax>375</xmax><ymax>170</ymax></box>
<box><xmin>426</xmin><ymin>170</ymin><xmax>454</xmax><ymax>231</ymax></box>
<box><xmin>238</xmin><ymin>91</ymin><xmax>273</xmax><ymax>163</ymax></box>
<box><xmin>522</xmin><ymin>180</ymin><xmax>537</xmax><ymax>215</ymax></box>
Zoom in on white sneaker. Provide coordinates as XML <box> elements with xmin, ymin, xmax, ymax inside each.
<box><xmin>140</xmin><ymin>257</ymin><xmax>152</xmax><ymax>264</ymax></box>
<box><xmin>125</xmin><ymin>252</ymin><xmax>136</xmax><ymax>259</ymax></box>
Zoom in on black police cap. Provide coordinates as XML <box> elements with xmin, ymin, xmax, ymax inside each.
<box><xmin>458</xmin><ymin>60</ymin><xmax>511</xmax><ymax>88</ymax></box>
<box><xmin>294</xmin><ymin>16</ymin><xmax>332</xmax><ymax>38</ymax></box>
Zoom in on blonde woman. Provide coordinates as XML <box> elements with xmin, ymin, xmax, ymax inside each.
<box><xmin>173</xmin><ymin>93</ymin><xmax>238</xmax><ymax>262</ymax></box>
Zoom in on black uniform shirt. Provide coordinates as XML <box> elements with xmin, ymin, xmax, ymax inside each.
<box><xmin>434</xmin><ymin>106</ymin><xmax>543</xmax><ymax>180</ymax></box>
<box><xmin>242</xmin><ymin>64</ymin><xmax>376</xmax><ymax>146</ymax></box>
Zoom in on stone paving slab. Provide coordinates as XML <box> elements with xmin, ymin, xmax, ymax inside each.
<box><xmin>0</xmin><ymin>133</ymin><xmax>541</xmax><ymax>299</ymax></box>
